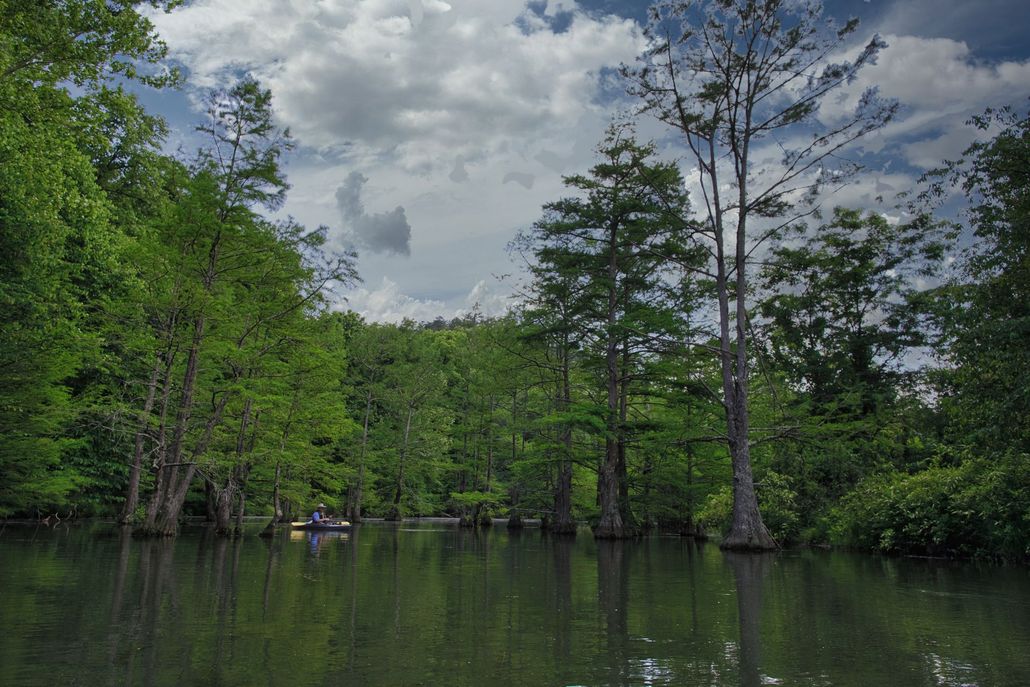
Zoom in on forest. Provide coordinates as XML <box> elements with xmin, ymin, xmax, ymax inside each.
<box><xmin>1</xmin><ymin>1</ymin><xmax>1027</xmax><ymax>561</ymax></box>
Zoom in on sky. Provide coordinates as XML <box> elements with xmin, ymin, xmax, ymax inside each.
<box><xmin>135</xmin><ymin>0</ymin><xmax>1030</xmax><ymax>323</ymax></box>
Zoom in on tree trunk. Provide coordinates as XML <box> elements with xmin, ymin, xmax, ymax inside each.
<box><xmin>348</xmin><ymin>392</ymin><xmax>372</xmax><ymax>522</ymax></box>
<box><xmin>386</xmin><ymin>404</ymin><xmax>414</xmax><ymax>521</ymax></box>
<box><xmin>272</xmin><ymin>393</ymin><xmax>298</xmax><ymax>525</ymax></box>
<box><xmin>119</xmin><ymin>356</ymin><xmax>162</xmax><ymax>524</ymax></box>
<box><xmin>711</xmin><ymin>161</ymin><xmax>775</xmax><ymax>551</ymax></box>
<box><xmin>234</xmin><ymin>486</ymin><xmax>246</xmax><ymax>536</ymax></box>
<box><xmin>616</xmin><ymin>338</ymin><xmax>633</xmax><ymax>527</ymax></box>
<box><xmin>212</xmin><ymin>399</ymin><xmax>253</xmax><ymax>537</ymax></box>
<box><xmin>144</xmin><ymin>390</ymin><xmax>230</xmax><ymax>536</ymax></box>
<box><xmin>278</xmin><ymin>498</ymin><xmax>294</xmax><ymax>524</ymax></box>
<box><xmin>140</xmin><ymin>314</ymin><xmax>205</xmax><ymax>535</ymax></box>
<box><xmin>484</xmin><ymin>397</ymin><xmax>494</xmax><ymax>494</ymax></box>
<box><xmin>205</xmin><ymin>480</ymin><xmax>218</xmax><ymax>523</ymax></box>
<box><xmin>507</xmin><ymin>486</ymin><xmax>524</xmax><ymax>529</ymax></box>
<box><xmin>551</xmin><ymin>354</ymin><xmax>576</xmax><ymax>535</ymax></box>
<box><xmin>595</xmin><ymin>227</ymin><xmax>628</xmax><ymax>539</ymax></box>
<box><xmin>141</xmin><ymin>353</ymin><xmax>175</xmax><ymax>530</ymax></box>
<box><xmin>272</xmin><ymin>461</ymin><xmax>284</xmax><ymax>523</ymax></box>
<box><xmin>508</xmin><ymin>391</ymin><xmax>523</xmax><ymax>529</ymax></box>
<box><xmin>214</xmin><ymin>481</ymin><xmax>233</xmax><ymax>535</ymax></box>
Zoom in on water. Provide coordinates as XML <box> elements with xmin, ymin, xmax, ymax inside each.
<box><xmin>0</xmin><ymin>521</ymin><xmax>1027</xmax><ymax>687</ymax></box>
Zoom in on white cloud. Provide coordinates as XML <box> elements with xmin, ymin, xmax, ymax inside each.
<box><xmin>145</xmin><ymin>3</ymin><xmax>1030</xmax><ymax>324</ymax></box>
<box><xmin>148</xmin><ymin>0</ymin><xmax>643</xmax><ymax>321</ymax></box>
<box><xmin>463</xmin><ymin>279</ymin><xmax>512</xmax><ymax>318</ymax></box>
<box><xmin>825</xmin><ymin>34</ymin><xmax>1030</xmax><ymax>118</ymax></box>
<box><xmin>341</xmin><ymin>276</ymin><xmax>449</xmax><ymax>323</ymax></box>
<box><xmin>148</xmin><ymin>0</ymin><xmax>642</xmax><ymax>171</ymax></box>
<box><xmin>341</xmin><ymin>275</ymin><xmax>511</xmax><ymax>323</ymax></box>
<box><xmin>821</xmin><ymin>34</ymin><xmax>1030</xmax><ymax>167</ymax></box>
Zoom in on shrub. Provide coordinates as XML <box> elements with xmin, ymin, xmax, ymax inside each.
<box><xmin>830</xmin><ymin>451</ymin><xmax>1029</xmax><ymax>560</ymax></box>
<box><xmin>697</xmin><ymin>471</ymin><xmax>800</xmax><ymax>544</ymax></box>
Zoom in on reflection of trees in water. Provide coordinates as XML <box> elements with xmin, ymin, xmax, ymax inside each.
<box><xmin>393</xmin><ymin>528</ymin><xmax>401</xmax><ymax>638</ymax></box>
<box><xmin>261</xmin><ymin>537</ymin><xmax>281</xmax><ymax>617</ymax></box>
<box><xmin>597</xmin><ymin>539</ymin><xmax>632</xmax><ymax>685</ymax></box>
<box><xmin>724</xmin><ymin>552</ymin><xmax>773</xmax><ymax>687</ymax></box>
<box><xmin>685</xmin><ymin>538</ymin><xmax>703</xmax><ymax>637</ymax></box>
<box><xmin>137</xmin><ymin>537</ymin><xmax>176</xmax><ymax>687</ymax></box>
<box><xmin>502</xmin><ymin>527</ymin><xmax>522</xmax><ymax>673</ymax></box>
<box><xmin>212</xmin><ymin>535</ymin><xmax>244</xmax><ymax>672</ymax></box>
<box><xmin>106</xmin><ymin>528</ymin><xmax>134</xmax><ymax>685</ymax></box>
<box><xmin>348</xmin><ymin>526</ymin><xmax>361</xmax><ymax>671</ymax></box>
<box><xmin>10</xmin><ymin>526</ymin><xmax>1030</xmax><ymax>686</ymax></box>
<box><xmin>105</xmin><ymin>529</ymin><xmax>253</xmax><ymax>686</ymax></box>
<box><xmin>551</xmin><ymin>533</ymin><xmax>574</xmax><ymax>666</ymax></box>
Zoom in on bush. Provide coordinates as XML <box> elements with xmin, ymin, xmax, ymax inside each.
<box><xmin>697</xmin><ymin>471</ymin><xmax>800</xmax><ymax>544</ymax></box>
<box><xmin>756</xmin><ymin>471</ymin><xmax>800</xmax><ymax>543</ymax></box>
<box><xmin>698</xmin><ymin>486</ymin><xmax>732</xmax><ymax>536</ymax></box>
<box><xmin>830</xmin><ymin>451</ymin><xmax>1029</xmax><ymax>560</ymax></box>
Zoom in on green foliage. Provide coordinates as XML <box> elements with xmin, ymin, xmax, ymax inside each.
<box><xmin>449</xmin><ymin>490</ymin><xmax>504</xmax><ymax>509</ymax></box>
<box><xmin>922</xmin><ymin>107</ymin><xmax>1030</xmax><ymax>454</ymax></box>
<box><xmin>698</xmin><ymin>487</ymin><xmax>732</xmax><ymax>536</ymax></box>
<box><xmin>698</xmin><ymin>471</ymin><xmax>800</xmax><ymax>544</ymax></box>
<box><xmin>830</xmin><ymin>452</ymin><xmax>1030</xmax><ymax>560</ymax></box>
<box><xmin>0</xmin><ymin>0</ymin><xmax>171</xmax><ymax>515</ymax></box>
<box><xmin>755</xmin><ymin>472</ymin><xmax>800</xmax><ymax>544</ymax></box>
<box><xmin>0</xmin><ymin>0</ymin><xmax>1025</xmax><ymax>564</ymax></box>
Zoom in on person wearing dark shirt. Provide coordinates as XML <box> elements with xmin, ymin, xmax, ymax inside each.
<box><xmin>311</xmin><ymin>503</ymin><xmax>327</xmax><ymax>523</ymax></box>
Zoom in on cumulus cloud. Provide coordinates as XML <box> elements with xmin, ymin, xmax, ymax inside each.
<box><xmin>336</xmin><ymin>172</ymin><xmax>412</xmax><ymax>256</ymax></box>
<box><xmin>341</xmin><ymin>276</ymin><xmax>511</xmax><ymax>323</ymax></box>
<box><xmin>145</xmin><ymin>1</ymin><xmax>1028</xmax><ymax>324</ymax></box>
<box><xmin>820</xmin><ymin>34</ymin><xmax>1030</xmax><ymax>167</ymax></box>
<box><xmin>825</xmin><ymin>34</ymin><xmax>1030</xmax><ymax>119</ymax></box>
<box><xmin>871</xmin><ymin>0</ymin><xmax>1028</xmax><ymax>55</ymax></box>
<box><xmin>463</xmin><ymin>279</ymin><xmax>512</xmax><ymax>318</ymax></box>
<box><xmin>146</xmin><ymin>0</ymin><xmax>645</xmax><ymax>322</ymax></box>
<box><xmin>341</xmin><ymin>276</ymin><xmax>447</xmax><ymax>323</ymax></box>
<box><xmin>146</xmin><ymin>0</ymin><xmax>643</xmax><ymax>171</ymax></box>
<box><xmin>448</xmin><ymin>156</ymin><xmax>469</xmax><ymax>183</ymax></box>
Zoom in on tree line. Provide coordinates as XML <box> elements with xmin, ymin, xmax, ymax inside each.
<box><xmin>1</xmin><ymin>1</ymin><xmax>1026</xmax><ymax>559</ymax></box>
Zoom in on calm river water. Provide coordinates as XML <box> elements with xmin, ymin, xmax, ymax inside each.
<box><xmin>1</xmin><ymin>521</ymin><xmax>1027</xmax><ymax>686</ymax></box>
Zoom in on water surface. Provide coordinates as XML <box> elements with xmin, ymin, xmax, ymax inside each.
<box><xmin>1</xmin><ymin>521</ymin><xmax>1027</xmax><ymax>686</ymax></box>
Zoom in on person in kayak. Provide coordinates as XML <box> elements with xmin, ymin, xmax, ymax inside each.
<box><xmin>311</xmin><ymin>503</ymin><xmax>328</xmax><ymax>523</ymax></box>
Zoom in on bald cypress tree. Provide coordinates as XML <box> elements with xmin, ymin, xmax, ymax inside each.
<box><xmin>625</xmin><ymin>0</ymin><xmax>895</xmax><ymax>549</ymax></box>
<box><xmin>521</xmin><ymin>127</ymin><xmax>691</xmax><ymax>538</ymax></box>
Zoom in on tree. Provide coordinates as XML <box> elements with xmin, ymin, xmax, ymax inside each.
<box><xmin>758</xmin><ymin>208</ymin><xmax>948</xmax><ymax>522</ymax></box>
<box><xmin>518</xmin><ymin>127</ymin><xmax>691</xmax><ymax>538</ymax></box>
<box><xmin>625</xmin><ymin>0</ymin><xmax>895</xmax><ymax>549</ymax></box>
<box><xmin>0</xmin><ymin>0</ymin><xmax>175</xmax><ymax>516</ymax></box>
<box><xmin>341</xmin><ymin>321</ymin><xmax>392</xmax><ymax>522</ymax></box>
<box><xmin>510</xmin><ymin>242</ymin><xmax>589</xmax><ymax>534</ymax></box>
<box><xmin>379</xmin><ymin>325</ymin><xmax>449</xmax><ymax>521</ymax></box>
<box><xmin>922</xmin><ymin>107</ymin><xmax>1030</xmax><ymax>454</ymax></box>
<box><xmin>138</xmin><ymin>78</ymin><xmax>296</xmax><ymax>535</ymax></box>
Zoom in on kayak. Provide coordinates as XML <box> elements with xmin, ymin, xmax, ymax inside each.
<box><xmin>291</xmin><ymin>521</ymin><xmax>352</xmax><ymax>531</ymax></box>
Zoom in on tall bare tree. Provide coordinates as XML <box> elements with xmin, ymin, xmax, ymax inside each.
<box><xmin>625</xmin><ymin>0</ymin><xmax>895</xmax><ymax>549</ymax></box>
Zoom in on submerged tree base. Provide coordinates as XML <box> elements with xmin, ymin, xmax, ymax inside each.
<box><xmin>720</xmin><ymin>526</ymin><xmax>778</xmax><ymax>551</ymax></box>
<box><xmin>544</xmin><ymin>520</ymin><xmax>577</xmax><ymax>536</ymax></box>
<box><xmin>132</xmin><ymin>525</ymin><xmax>178</xmax><ymax>538</ymax></box>
<box><xmin>675</xmin><ymin>520</ymin><xmax>708</xmax><ymax>539</ymax></box>
<box><xmin>593</xmin><ymin>524</ymin><xmax>638</xmax><ymax>540</ymax></box>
